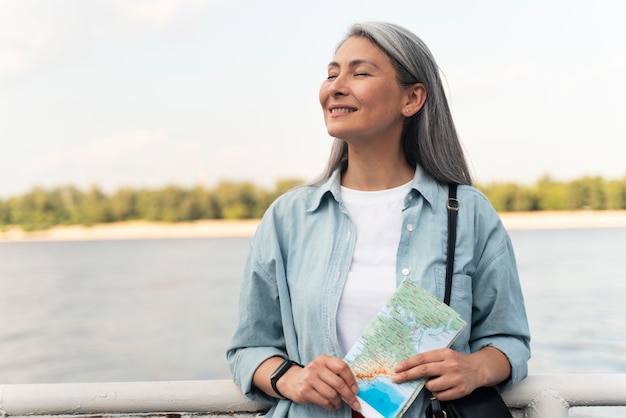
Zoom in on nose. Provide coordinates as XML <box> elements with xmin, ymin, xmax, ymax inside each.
<box><xmin>328</xmin><ymin>75</ymin><xmax>348</xmax><ymax>97</ymax></box>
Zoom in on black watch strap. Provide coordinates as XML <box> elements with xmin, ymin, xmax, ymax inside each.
<box><xmin>270</xmin><ymin>359</ymin><xmax>303</xmax><ymax>399</ymax></box>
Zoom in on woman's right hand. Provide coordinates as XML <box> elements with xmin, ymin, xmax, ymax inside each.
<box><xmin>278</xmin><ymin>354</ymin><xmax>361</xmax><ymax>411</ymax></box>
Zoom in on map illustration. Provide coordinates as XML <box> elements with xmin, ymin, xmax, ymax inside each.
<box><xmin>344</xmin><ymin>280</ymin><xmax>466</xmax><ymax>418</ymax></box>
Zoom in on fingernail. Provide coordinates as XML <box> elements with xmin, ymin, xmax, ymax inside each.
<box><xmin>352</xmin><ymin>385</ymin><xmax>359</xmax><ymax>394</ymax></box>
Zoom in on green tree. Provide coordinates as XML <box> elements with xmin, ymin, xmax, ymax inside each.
<box><xmin>0</xmin><ymin>199</ymin><xmax>9</xmax><ymax>228</ymax></box>
<box><xmin>159</xmin><ymin>185</ymin><xmax>185</xmax><ymax>222</ymax></box>
<box><xmin>213</xmin><ymin>181</ymin><xmax>264</xmax><ymax>219</ymax></box>
<box><xmin>481</xmin><ymin>182</ymin><xmax>536</xmax><ymax>212</ymax></box>
<box><xmin>564</xmin><ymin>176</ymin><xmax>605</xmax><ymax>210</ymax></box>
<box><xmin>179</xmin><ymin>186</ymin><xmax>218</xmax><ymax>221</ymax></box>
<box><xmin>135</xmin><ymin>189</ymin><xmax>158</xmax><ymax>221</ymax></box>
<box><xmin>109</xmin><ymin>188</ymin><xmax>138</xmax><ymax>221</ymax></box>
<box><xmin>535</xmin><ymin>175</ymin><xmax>567</xmax><ymax>210</ymax></box>
<box><xmin>604</xmin><ymin>178</ymin><xmax>626</xmax><ymax>210</ymax></box>
<box><xmin>7</xmin><ymin>186</ymin><xmax>61</xmax><ymax>231</ymax></box>
<box><xmin>78</xmin><ymin>185</ymin><xmax>111</xmax><ymax>226</ymax></box>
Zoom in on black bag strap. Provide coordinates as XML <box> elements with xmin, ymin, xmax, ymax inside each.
<box><xmin>431</xmin><ymin>185</ymin><xmax>514</xmax><ymax>418</ymax></box>
<box><xmin>444</xmin><ymin>184</ymin><xmax>459</xmax><ymax>306</ymax></box>
<box><xmin>429</xmin><ymin>183</ymin><xmax>459</xmax><ymax>418</ymax></box>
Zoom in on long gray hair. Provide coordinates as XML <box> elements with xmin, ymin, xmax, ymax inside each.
<box><xmin>317</xmin><ymin>22</ymin><xmax>473</xmax><ymax>186</ymax></box>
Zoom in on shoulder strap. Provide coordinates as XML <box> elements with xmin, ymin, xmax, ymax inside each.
<box><xmin>444</xmin><ymin>184</ymin><xmax>459</xmax><ymax>306</ymax></box>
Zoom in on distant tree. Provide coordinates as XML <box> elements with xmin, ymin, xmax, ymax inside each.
<box><xmin>481</xmin><ymin>182</ymin><xmax>536</xmax><ymax>212</ymax></box>
<box><xmin>213</xmin><ymin>181</ymin><xmax>264</xmax><ymax>219</ymax></box>
<box><xmin>79</xmin><ymin>185</ymin><xmax>111</xmax><ymax>226</ymax></box>
<box><xmin>135</xmin><ymin>189</ymin><xmax>165</xmax><ymax>222</ymax></box>
<box><xmin>181</xmin><ymin>186</ymin><xmax>219</xmax><ymax>220</ymax></box>
<box><xmin>604</xmin><ymin>178</ymin><xmax>626</xmax><ymax>210</ymax></box>
<box><xmin>565</xmin><ymin>176</ymin><xmax>605</xmax><ymax>210</ymax></box>
<box><xmin>7</xmin><ymin>186</ymin><xmax>60</xmax><ymax>231</ymax></box>
<box><xmin>109</xmin><ymin>188</ymin><xmax>138</xmax><ymax>221</ymax></box>
<box><xmin>535</xmin><ymin>175</ymin><xmax>567</xmax><ymax>210</ymax></box>
<box><xmin>159</xmin><ymin>185</ymin><xmax>185</xmax><ymax>222</ymax></box>
<box><xmin>0</xmin><ymin>199</ymin><xmax>9</xmax><ymax>227</ymax></box>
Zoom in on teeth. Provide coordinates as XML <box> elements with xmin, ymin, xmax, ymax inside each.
<box><xmin>331</xmin><ymin>108</ymin><xmax>355</xmax><ymax>113</ymax></box>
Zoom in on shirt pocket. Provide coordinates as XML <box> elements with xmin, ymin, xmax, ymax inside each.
<box><xmin>434</xmin><ymin>266</ymin><xmax>473</xmax><ymax>349</ymax></box>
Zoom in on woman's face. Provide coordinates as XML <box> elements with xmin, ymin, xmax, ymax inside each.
<box><xmin>319</xmin><ymin>36</ymin><xmax>410</xmax><ymax>145</ymax></box>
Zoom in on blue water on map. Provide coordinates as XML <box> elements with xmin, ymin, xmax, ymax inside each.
<box><xmin>359</xmin><ymin>377</ymin><xmax>405</xmax><ymax>417</ymax></box>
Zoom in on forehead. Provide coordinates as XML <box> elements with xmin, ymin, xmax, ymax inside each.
<box><xmin>331</xmin><ymin>36</ymin><xmax>392</xmax><ymax>68</ymax></box>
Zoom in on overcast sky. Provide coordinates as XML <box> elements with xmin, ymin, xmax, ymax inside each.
<box><xmin>1</xmin><ymin>0</ymin><xmax>625</xmax><ymax>198</ymax></box>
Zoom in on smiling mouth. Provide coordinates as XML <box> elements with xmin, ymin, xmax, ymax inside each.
<box><xmin>330</xmin><ymin>107</ymin><xmax>356</xmax><ymax>113</ymax></box>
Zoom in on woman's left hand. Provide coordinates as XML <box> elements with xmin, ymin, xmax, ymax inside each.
<box><xmin>391</xmin><ymin>346</ymin><xmax>511</xmax><ymax>401</ymax></box>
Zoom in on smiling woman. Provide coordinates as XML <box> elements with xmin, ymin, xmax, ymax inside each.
<box><xmin>226</xmin><ymin>21</ymin><xmax>530</xmax><ymax>418</ymax></box>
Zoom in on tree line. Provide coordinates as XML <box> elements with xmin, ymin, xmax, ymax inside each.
<box><xmin>0</xmin><ymin>179</ymin><xmax>303</xmax><ymax>232</ymax></box>
<box><xmin>1</xmin><ymin>175</ymin><xmax>625</xmax><ymax>232</ymax></box>
<box><xmin>481</xmin><ymin>175</ymin><xmax>626</xmax><ymax>212</ymax></box>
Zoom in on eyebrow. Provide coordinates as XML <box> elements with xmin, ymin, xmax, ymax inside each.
<box><xmin>327</xmin><ymin>59</ymin><xmax>380</xmax><ymax>69</ymax></box>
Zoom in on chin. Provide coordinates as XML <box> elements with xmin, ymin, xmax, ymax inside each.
<box><xmin>326</xmin><ymin>126</ymin><xmax>354</xmax><ymax>140</ymax></box>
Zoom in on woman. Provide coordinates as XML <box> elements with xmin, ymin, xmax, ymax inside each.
<box><xmin>227</xmin><ymin>21</ymin><xmax>530</xmax><ymax>417</ymax></box>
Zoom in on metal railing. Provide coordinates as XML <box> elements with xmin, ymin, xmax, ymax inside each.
<box><xmin>1</xmin><ymin>374</ymin><xmax>625</xmax><ymax>417</ymax></box>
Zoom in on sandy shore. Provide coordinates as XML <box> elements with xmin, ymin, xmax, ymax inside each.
<box><xmin>2</xmin><ymin>211</ymin><xmax>626</xmax><ymax>242</ymax></box>
<box><xmin>500</xmin><ymin>210</ymin><xmax>626</xmax><ymax>230</ymax></box>
<box><xmin>0</xmin><ymin>219</ymin><xmax>261</xmax><ymax>242</ymax></box>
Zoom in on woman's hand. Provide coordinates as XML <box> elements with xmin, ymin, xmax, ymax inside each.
<box><xmin>277</xmin><ymin>354</ymin><xmax>360</xmax><ymax>411</ymax></box>
<box><xmin>392</xmin><ymin>347</ymin><xmax>511</xmax><ymax>401</ymax></box>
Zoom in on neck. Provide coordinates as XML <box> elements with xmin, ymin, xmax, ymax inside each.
<box><xmin>341</xmin><ymin>145</ymin><xmax>414</xmax><ymax>191</ymax></box>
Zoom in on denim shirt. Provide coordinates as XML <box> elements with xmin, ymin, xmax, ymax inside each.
<box><xmin>227</xmin><ymin>166</ymin><xmax>531</xmax><ymax>417</ymax></box>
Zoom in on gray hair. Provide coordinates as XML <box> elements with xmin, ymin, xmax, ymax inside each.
<box><xmin>317</xmin><ymin>22</ymin><xmax>473</xmax><ymax>186</ymax></box>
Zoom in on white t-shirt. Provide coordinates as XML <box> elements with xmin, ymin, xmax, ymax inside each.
<box><xmin>336</xmin><ymin>181</ymin><xmax>412</xmax><ymax>355</ymax></box>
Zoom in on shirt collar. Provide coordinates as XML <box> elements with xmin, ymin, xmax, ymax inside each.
<box><xmin>308</xmin><ymin>169</ymin><xmax>342</xmax><ymax>213</ymax></box>
<box><xmin>409</xmin><ymin>164</ymin><xmax>440</xmax><ymax>212</ymax></box>
<box><xmin>307</xmin><ymin>165</ymin><xmax>442</xmax><ymax>213</ymax></box>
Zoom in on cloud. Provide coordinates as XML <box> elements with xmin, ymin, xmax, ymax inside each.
<box><xmin>0</xmin><ymin>0</ymin><xmax>214</xmax><ymax>88</ymax></box>
<box><xmin>14</xmin><ymin>129</ymin><xmax>231</xmax><ymax>194</ymax></box>
<box><xmin>21</xmin><ymin>130</ymin><xmax>166</xmax><ymax>173</ymax></box>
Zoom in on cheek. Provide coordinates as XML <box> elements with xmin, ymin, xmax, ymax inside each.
<box><xmin>318</xmin><ymin>82</ymin><xmax>328</xmax><ymax>107</ymax></box>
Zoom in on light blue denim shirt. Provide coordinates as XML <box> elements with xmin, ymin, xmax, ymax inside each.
<box><xmin>227</xmin><ymin>166</ymin><xmax>531</xmax><ymax>417</ymax></box>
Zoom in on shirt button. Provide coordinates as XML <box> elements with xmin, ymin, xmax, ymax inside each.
<box><xmin>402</xmin><ymin>268</ymin><xmax>410</xmax><ymax>276</ymax></box>
<box><xmin>346</xmin><ymin>231</ymin><xmax>351</xmax><ymax>240</ymax></box>
<box><xmin>406</xmin><ymin>224</ymin><xmax>414</xmax><ymax>232</ymax></box>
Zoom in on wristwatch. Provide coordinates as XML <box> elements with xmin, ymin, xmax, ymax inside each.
<box><xmin>269</xmin><ymin>359</ymin><xmax>303</xmax><ymax>399</ymax></box>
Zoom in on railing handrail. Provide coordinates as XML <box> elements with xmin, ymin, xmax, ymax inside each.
<box><xmin>1</xmin><ymin>374</ymin><xmax>625</xmax><ymax>416</ymax></box>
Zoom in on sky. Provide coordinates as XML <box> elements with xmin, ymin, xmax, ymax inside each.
<box><xmin>1</xmin><ymin>0</ymin><xmax>625</xmax><ymax>198</ymax></box>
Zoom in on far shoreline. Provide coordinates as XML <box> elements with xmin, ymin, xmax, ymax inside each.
<box><xmin>2</xmin><ymin>211</ymin><xmax>626</xmax><ymax>243</ymax></box>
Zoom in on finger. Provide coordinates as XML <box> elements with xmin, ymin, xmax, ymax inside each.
<box><xmin>318</xmin><ymin>371</ymin><xmax>360</xmax><ymax>410</ymax></box>
<box><xmin>426</xmin><ymin>374</ymin><xmax>472</xmax><ymax>401</ymax></box>
<box><xmin>327</xmin><ymin>359</ymin><xmax>359</xmax><ymax>394</ymax></box>
<box><xmin>393</xmin><ymin>354</ymin><xmax>447</xmax><ymax>383</ymax></box>
<box><xmin>290</xmin><ymin>369</ymin><xmax>342</xmax><ymax>410</ymax></box>
<box><xmin>316</xmin><ymin>361</ymin><xmax>359</xmax><ymax>409</ymax></box>
<box><xmin>303</xmin><ymin>356</ymin><xmax>361</xmax><ymax>410</ymax></box>
<box><xmin>395</xmin><ymin>349</ymin><xmax>447</xmax><ymax>372</ymax></box>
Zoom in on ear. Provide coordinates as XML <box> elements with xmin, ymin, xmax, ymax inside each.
<box><xmin>402</xmin><ymin>83</ymin><xmax>427</xmax><ymax>117</ymax></box>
